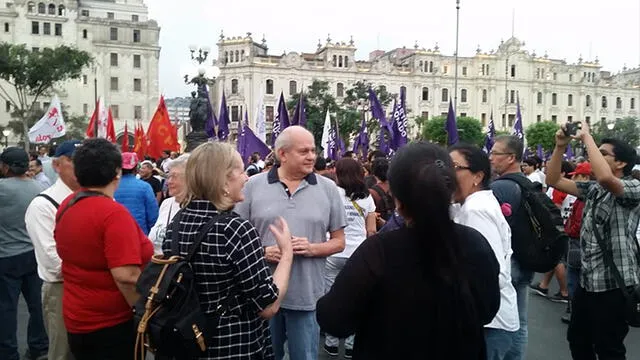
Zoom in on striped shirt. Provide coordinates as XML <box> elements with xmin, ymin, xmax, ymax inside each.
<box><xmin>163</xmin><ymin>199</ymin><xmax>278</xmax><ymax>360</ymax></box>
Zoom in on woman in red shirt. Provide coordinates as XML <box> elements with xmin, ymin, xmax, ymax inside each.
<box><xmin>54</xmin><ymin>139</ymin><xmax>153</xmax><ymax>360</ymax></box>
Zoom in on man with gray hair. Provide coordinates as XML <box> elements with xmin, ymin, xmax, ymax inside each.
<box><xmin>235</xmin><ymin>126</ymin><xmax>346</xmax><ymax>360</ymax></box>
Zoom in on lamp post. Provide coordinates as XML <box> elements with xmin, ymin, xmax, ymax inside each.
<box><xmin>2</xmin><ymin>129</ymin><xmax>10</xmax><ymax>148</ymax></box>
<box><xmin>453</xmin><ymin>0</ymin><xmax>461</xmax><ymax>114</ymax></box>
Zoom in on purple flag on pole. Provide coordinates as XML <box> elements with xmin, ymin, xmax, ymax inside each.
<box><xmin>291</xmin><ymin>92</ymin><xmax>307</xmax><ymax>127</ymax></box>
<box><xmin>445</xmin><ymin>100</ymin><xmax>459</xmax><ymax>145</ymax></box>
<box><xmin>271</xmin><ymin>92</ymin><xmax>290</xmax><ymax>147</ymax></box>
<box><xmin>238</xmin><ymin>111</ymin><xmax>270</xmax><ymax>165</ymax></box>
<box><xmin>352</xmin><ymin>117</ymin><xmax>369</xmax><ymax>160</ymax></box>
<box><xmin>237</xmin><ymin>110</ymin><xmax>248</xmax><ymax>161</ymax></box>
<box><xmin>218</xmin><ymin>91</ymin><xmax>230</xmax><ymax>141</ymax></box>
<box><xmin>513</xmin><ymin>95</ymin><xmax>524</xmax><ymax>141</ymax></box>
<box><xmin>327</xmin><ymin>126</ymin><xmax>340</xmax><ymax>161</ymax></box>
<box><xmin>565</xmin><ymin>143</ymin><xmax>574</xmax><ymax>160</ymax></box>
<box><xmin>536</xmin><ymin>144</ymin><xmax>544</xmax><ymax>159</ymax></box>
<box><xmin>368</xmin><ymin>88</ymin><xmax>393</xmax><ymax>154</ymax></box>
<box><xmin>203</xmin><ymin>85</ymin><xmax>217</xmax><ymax>139</ymax></box>
<box><xmin>390</xmin><ymin>98</ymin><xmax>408</xmax><ymax>150</ymax></box>
<box><xmin>483</xmin><ymin>110</ymin><xmax>496</xmax><ymax>153</ymax></box>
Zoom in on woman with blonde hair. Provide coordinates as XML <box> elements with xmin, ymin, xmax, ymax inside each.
<box><xmin>163</xmin><ymin>142</ymin><xmax>293</xmax><ymax>359</ymax></box>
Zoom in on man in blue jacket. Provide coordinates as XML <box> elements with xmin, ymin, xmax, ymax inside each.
<box><xmin>114</xmin><ymin>152</ymin><xmax>158</xmax><ymax>234</ymax></box>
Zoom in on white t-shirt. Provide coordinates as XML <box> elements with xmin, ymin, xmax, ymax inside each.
<box><xmin>148</xmin><ymin>197</ymin><xmax>180</xmax><ymax>255</ymax></box>
<box><xmin>527</xmin><ymin>170</ymin><xmax>546</xmax><ymax>187</ymax></box>
<box><xmin>331</xmin><ymin>187</ymin><xmax>375</xmax><ymax>259</ymax></box>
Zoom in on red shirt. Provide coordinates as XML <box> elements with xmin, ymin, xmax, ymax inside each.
<box><xmin>55</xmin><ymin>191</ymin><xmax>153</xmax><ymax>333</ymax></box>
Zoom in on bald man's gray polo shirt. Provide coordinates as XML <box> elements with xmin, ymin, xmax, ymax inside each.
<box><xmin>234</xmin><ymin>167</ymin><xmax>346</xmax><ymax>311</ymax></box>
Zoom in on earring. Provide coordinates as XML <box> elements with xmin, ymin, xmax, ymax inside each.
<box><xmin>473</xmin><ymin>182</ymin><xmax>478</xmax><ymax>187</ymax></box>
<box><xmin>223</xmin><ymin>190</ymin><xmax>230</xmax><ymax>197</ymax></box>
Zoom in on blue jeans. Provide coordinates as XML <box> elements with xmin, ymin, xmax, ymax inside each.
<box><xmin>0</xmin><ymin>251</ymin><xmax>48</xmax><ymax>360</ymax></box>
<box><xmin>485</xmin><ymin>328</ymin><xmax>517</xmax><ymax>360</ymax></box>
<box><xmin>567</xmin><ymin>265</ymin><xmax>580</xmax><ymax>299</ymax></box>
<box><xmin>269</xmin><ymin>308</ymin><xmax>319</xmax><ymax>360</ymax></box>
<box><xmin>503</xmin><ymin>258</ymin><xmax>533</xmax><ymax>360</ymax></box>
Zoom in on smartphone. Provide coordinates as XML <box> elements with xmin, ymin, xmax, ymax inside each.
<box><xmin>563</xmin><ymin>122</ymin><xmax>582</xmax><ymax>137</ymax></box>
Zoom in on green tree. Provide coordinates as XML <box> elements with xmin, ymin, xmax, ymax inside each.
<box><xmin>287</xmin><ymin>80</ymin><xmax>342</xmax><ymax>147</ymax></box>
<box><xmin>412</xmin><ymin>116</ymin><xmax>429</xmax><ymax>140</ymax></box>
<box><xmin>341</xmin><ymin>80</ymin><xmax>396</xmax><ymax>145</ymax></box>
<box><xmin>525</xmin><ymin>121</ymin><xmax>559</xmax><ymax>153</ymax></box>
<box><xmin>5</xmin><ymin>105</ymin><xmax>88</xmax><ymax>144</ymax></box>
<box><xmin>0</xmin><ymin>43</ymin><xmax>92</xmax><ymax>150</ymax></box>
<box><xmin>422</xmin><ymin>116</ymin><xmax>484</xmax><ymax>147</ymax></box>
<box><xmin>591</xmin><ymin>117</ymin><xmax>640</xmax><ymax>147</ymax></box>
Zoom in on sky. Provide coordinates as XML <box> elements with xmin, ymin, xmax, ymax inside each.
<box><xmin>145</xmin><ymin>0</ymin><xmax>640</xmax><ymax>98</ymax></box>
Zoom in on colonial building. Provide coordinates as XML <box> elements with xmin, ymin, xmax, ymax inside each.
<box><xmin>214</xmin><ymin>32</ymin><xmax>640</xmax><ymax>137</ymax></box>
<box><xmin>0</xmin><ymin>0</ymin><xmax>160</xmax><ymax>141</ymax></box>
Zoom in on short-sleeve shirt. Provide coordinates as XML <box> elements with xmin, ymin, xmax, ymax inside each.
<box><xmin>577</xmin><ymin>178</ymin><xmax>640</xmax><ymax>292</ymax></box>
<box><xmin>55</xmin><ymin>191</ymin><xmax>153</xmax><ymax>333</ymax></box>
<box><xmin>234</xmin><ymin>167</ymin><xmax>347</xmax><ymax>311</ymax></box>
<box><xmin>142</xmin><ymin>176</ymin><xmax>162</xmax><ymax>194</ymax></box>
<box><xmin>0</xmin><ymin>177</ymin><xmax>42</xmax><ymax>258</ymax></box>
<box><xmin>334</xmin><ymin>188</ymin><xmax>375</xmax><ymax>259</ymax></box>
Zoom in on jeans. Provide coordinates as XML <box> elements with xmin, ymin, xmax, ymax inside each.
<box><xmin>323</xmin><ymin>257</ymin><xmax>354</xmax><ymax>350</ymax></box>
<box><xmin>67</xmin><ymin>319</ymin><xmax>135</xmax><ymax>360</ymax></box>
<box><xmin>269</xmin><ymin>308</ymin><xmax>319</xmax><ymax>360</ymax></box>
<box><xmin>485</xmin><ymin>328</ymin><xmax>517</xmax><ymax>360</ymax></box>
<box><xmin>0</xmin><ymin>251</ymin><xmax>48</xmax><ymax>360</ymax></box>
<box><xmin>567</xmin><ymin>265</ymin><xmax>580</xmax><ymax>299</ymax></box>
<box><xmin>567</xmin><ymin>286</ymin><xmax>629</xmax><ymax>360</ymax></box>
<box><xmin>503</xmin><ymin>258</ymin><xmax>533</xmax><ymax>360</ymax></box>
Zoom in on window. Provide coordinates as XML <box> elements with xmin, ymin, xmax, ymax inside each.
<box><xmin>460</xmin><ymin>113</ymin><xmax>467</xmax><ymax>117</ymax></box>
<box><xmin>569</xmin><ymin>74</ymin><xmax>573</xmax><ymax>82</ymax></box>
<box><xmin>133</xmin><ymin>78</ymin><xmax>141</xmax><ymax>92</ymax></box>
<box><xmin>58</xmin><ymin>5</ymin><xmax>65</xmax><ymax>16</ymax></box>
<box><xmin>537</xmin><ymin>115</ymin><xmax>542</xmax><ymax>123</ymax></box>
<box><xmin>37</xmin><ymin>2</ymin><xmax>45</xmax><ymax>14</ymax></box>
<box><xmin>443</xmin><ymin>65</ymin><xmax>448</xmax><ymax>74</ymax></box>
<box><xmin>586</xmin><ymin>95</ymin><xmax>592</xmax><ymax>107</ymax></box>
<box><xmin>585</xmin><ymin>116</ymin><xmax>591</xmax><ymax>124</ymax></box>
<box><xmin>133</xmin><ymin>54</ymin><xmax>141</xmax><ymax>68</ymax></box>
<box><xmin>110</xmin><ymin>77</ymin><xmax>118</xmax><ymax>91</ymax></box>
<box><xmin>133</xmin><ymin>29</ymin><xmax>140</xmax><ymax>43</ymax></box>
<box><xmin>31</xmin><ymin>47</ymin><xmax>39</xmax><ymax>52</ymax></box>
<box><xmin>337</xmin><ymin>83</ymin><xmax>344</xmax><ymax>97</ymax></box>
<box><xmin>422</xmin><ymin>87</ymin><xmax>429</xmax><ymax>101</ymax></box>
<box><xmin>110</xmin><ymin>27</ymin><xmax>118</xmax><ymax>41</ymax></box>
<box><xmin>510</xmin><ymin>90</ymin><xmax>515</xmax><ymax>104</ymax></box>
<box><xmin>510</xmin><ymin>64</ymin><xmax>516</xmax><ymax>77</ymax></box>
<box><xmin>110</xmin><ymin>104</ymin><xmax>119</xmax><ymax>119</ymax></box>
<box><xmin>482</xmin><ymin>89</ymin><xmax>488</xmax><ymax>103</ymax></box>
<box><xmin>82</xmin><ymin>75</ymin><xmax>87</xmax><ymax>85</ymax></box>
<box><xmin>460</xmin><ymin>89</ymin><xmax>467</xmax><ymax>103</ymax></box>
<box><xmin>54</xmin><ymin>23</ymin><xmax>61</xmax><ymax>36</ymax></box>
<box><xmin>224</xmin><ymin>51</ymin><xmax>229</xmax><ymax>63</ymax></box>
<box><xmin>289</xmin><ymin>80</ymin><xmax>297</xmax><ymax>95</ymax></box>
<box><xmin>234</xmin><ymin>50</ymin><xmax>239</xmax><ymax>62</ymax></box>
<box><xmin>429</xmin><ymin>61</ymin><xmax>434</xmax><ymax>73</ymax></box>
<box><xmin>107</xmin><ymin>12</ymin><xmax>114</xmax><ymax>19</ymax></box>
<box><xmin>462</xmin><ymin>66</ymin><xmax>467</xmax><ymax>76</ymax></box>
<box><xmin>552</xmin><ymin>93</ymin><xmax>557</xmax><ymax>106</ymax></box>
<box><xmin>134</xmin><ymin>106</ymin><xmax>142</xmax><ymax>120</ymax></box>
<box><xmin>28</xmin><ymin>2</ymin><xmax>35</xmax><ymax>13</ymax></box>
<box><xmin>441</xmin><ymin>88</ymin><xmax>449</xmax><ymax>102</ymax></box>
<box><xmin>501</xmin><ymin>114</ymin><xmax>506</xmax><ymax>128</ymax></box>
<box><xmin>344</xmin><ymin>56</ymin><xmax>349</xmax><ymax>67</ymax></box>
<box><xmin>481</xmin><ymin>64</ymin><xmax>490</xmax><ymax>76</ymax></box>
<box><xmin>82</xmin><ymin>29</ymin><xmax>87</xmax><ymax>39</ymax></box>
<box><xmin>616</xmin><ymin>97</ymin><xmax>622</xmax><ymax>109</ymax></box>
<box><xmin>332</xmin><ymin>55</ymin><xmax>337</xmax><ymax>67</ymax></box>
<box><xmin>400</xmin><ymin>86</ymin><xmax>406</xmax><ymax>97</ymax></box>
<box><xmin>48</xmin><ymin>3</ymin><xmax>55</xmax><ymax>15</ymax></box>
<box><xmin>553</xmin><ymin>73</ymin><xmax>557</xmax><ymax>81</ymax></box>
<box><xmin>602</xmin><ymin>96</ymin><xmax>607</xmax><ymax>108</ymax></box>
<box><xmin>81</xmin><ymin>9</ymin><xmax>89</xmax><ymax>17</ymax></box>
<box><xmin>43</xmin><ymin>22</ymin><xmax>50</xmax><ymax>35</ymax></box>
<box><xmin>231</xmin><ymin>79</ymin><xmax>238</xmax><ymax>94</ymax></box>
<box><xmin>422</xmin><ymin>111</ymin><xmax>429</xmax><ymax>118</ymax></box>
<box><xmin>110</xmin><ymin>53</ymin><xmax>118</xmax><ymax>66</ymax></box>
<box><xmin>31</xmin><ymin>21</ymin><xmax>39</xmax><ymax>34</ymax></box>
<box><xmin>419</xmin><ymin>60</ymin><xmax>423</xmax><ymax>71</ymax></box>
<box><xmin>131</xmin><ymin>15</ymin><xmax>139</xmax><ymax>22</ymax></box>
<box><xmin>5</xmin><ymin>100</ymin><xmax>11</xmax><ymax>112</ymax></box>
<box><xmin>481</xmin><ymin>113</ymin><xmax>487</xmax><ymax>127</ymax></box>
<box><xmin>4</xmin><ymin>23</ymin><xmax>8</xmax><ymax>33</ymax></box>
<box><xmin>568</xmin><ymin>94</ymin><xmax>573</xmax><ymax>107</ymax></box>
<box><xmin>551</xmin><ymin>115</ymin><xmax>557</xmax><ymax>123</ymax></box>
<box><xmin>567</xmin><ymin>116</ymin><xmax>573</xmax><ymax>123</ymax></box>
<box><xmin>231</xmin><ymin>106</ymin><xmax>239</xmax><ymax>122</ymax></box>
<box><xmin>83</xmin><ymin>103</ymin><xmax>88</xmax><ymax>115</ymax></box>
<box><xmin>241</xmin><ymin>50</ymin><xmax>245</xmax><ymax>61</ymax></box>
<box><xmin>632</xmin><ymin>98</ymin><xmax>636</xmax><ymax>110</ymax></box>
<box><xmin>265</xmin><ymin>79</ymin><xmax>274</xmax><ymax>95</ymax></box>
<box><xmin>265</xmin><ymin>106</ymin><xmax>274</xmax><ymax>122</ymax></box>
<box><xmin>338</xmin><ymin>56</ymin><xmax>343</xmax><ymax>67</ymax></box>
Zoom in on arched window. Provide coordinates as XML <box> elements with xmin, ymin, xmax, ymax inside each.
<box><xmin>235</xmin><ymin>50</ymin><xmax>239</xmax><ymax>63</ymax></box>
<box><xmin>338</xmin><ymin>55</ymin><xmax>343</xmax><ymax>67</ymax></box>
<box><xmin>602</xmin><ymin>96</ymin><xmax>607</xmax><ymax>108</ymax></box>
<box><xmin>482</xmin><ymin>89</ymin><xmax>488</xmax><ymax>103</ymax></box>
<box><xmin>422</xmin><ymin>87</ymin><xmax>429</xmax><ymax>101</ymax></box>
<box><xmin>265</xmin><ymin>79</ymin><xmax>274</xmax><ymax>95</ymax></box>
<box><xmin>586</xmin><ymin>95</ymin><xmax>592</xmax><ymax>107</ymax></box>
<box><xmin>27</xmin><ymin>2</ymin><xmax>35</xmax><ymax>13</ymax></box>
<box><xmin>568</xmin><ymin>94</ymin><xmax>573</xmax><ymax>107</ymax></box>
<box><xmin>429</xmin><ymin>61</ymin><xmax>434</xmax><ymax>73</ymax></box>
<box><xmin>82</xmin><ymin>29</ymin><xmax>88</xmax><ymax>39</ymax></box>
<box><xmin>332</xmin><ymin>55</ymin><xmax>337</xmax><ymax>67</ymax></box>
<box><xmin>441</xmin><ymin>88</ymin><xmax>449</xmax><ymax>102</ymax></box>
<box><xmin>289</xmin><ymin>80</ymin><xmax>297</xmax><ymax>96</ymax></box>
<box><xmin>231</xmin><ymin>79</ymin><xmax>238</xmax><ymax>94</ymax></box>
<box><xmin>336</xmin><ymin>83</ymin><xmax>344</xmax><ymax>97</ymax></box>
<box><xmin>461</xmin><ymin>89</ymin><xmax>468</xmax><ymax>103</ymax></box>
<box><xmin>224</xmin><ymin>51</ymin><xmax>229</xmax><ymax>64</ymax></box>
<box><xmin>48</xmin><ymin>3</ymin><xmax>55</xmax><ymax>15</ymax></box>
<box><xmin>631</xmin><ymin>98</ymin><xmax>636</xmax><ymax>110</ymax></box>
<box><xmin>616</xmin><ymin>97</ymin><xmax>622</xmax><ymax>109</ymax></box>
<box><xmin>552</xmin><ymin>93</ymin><xmax>557</xmax><ymax>106</ymax></box>
<box><xmin>344</xmin><ymin>56</ymin><xmax>348</xmax><ymax>68</ymax></box>
<box><xmin>58</xmin><ymin>4</ymin><xmax>65</xmax><ymax>16</ymax></box>
<box><xmin>37</xmin><ymin>2</ymin><xmax>46</xmax><ymax>14</ymax></box>
<box><xmin>537</xmin><ymin>92</ymin><xmax>543</xmax><ymax>104</ymax></box>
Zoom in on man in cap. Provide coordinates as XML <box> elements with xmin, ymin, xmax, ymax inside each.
<box><xmin>114</xmin><ymin>153</ymin><xmax>159</xmax><ymax>234</ymax></box>
<box><xmin>0</xmin><ymin>147</ymin><xmax>49</xmax><ymax>360</ymax></box>
<box><xmin>25</xmin><ymin>140</ymin><xmax>81</xmax><ymax>360</ymax></box>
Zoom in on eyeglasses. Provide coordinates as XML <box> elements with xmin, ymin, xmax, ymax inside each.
<box><xmin>599</xmin><ymin>150</ymin><xmax>614</xmax><ymax>158</ymax></box>
<box><xmin>489</xmin><ymin>151</ymin><xmax>514</xmax><ymax>157</ymax></box>
<box><xmin>453</xmin><ymin>164</ymin><xmax>472</xmax><ymax>171</ymax></box>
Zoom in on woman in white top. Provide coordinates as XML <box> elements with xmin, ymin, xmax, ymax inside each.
<box><xmin>148</xmin><ymin>154</ymin><xmax>189</xmax><ymax>254</ymax></box>
<box><xmin>449</xmin><ymin>144</ymin><xmax>519</xmax><ymax>360</ymax></box>
<box><xmin>323</xmin><ymin>158</ymin><xmax>376</xmax><ymax>358</ymax></box>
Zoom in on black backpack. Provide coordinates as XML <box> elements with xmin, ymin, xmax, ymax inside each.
<box><xmin>498</xmin><ymin>174</ymin><xmax>568</xmax><ymax>273</ymax></box>
<box><xmin>133</xmin><ymin>211</ymin><xmax>234</xmax><ymax>360</ymax></box>
<box><xmin>371</xmin><ymin>184</ymin><xmax>394</xmax><ymax>221</ymax></box>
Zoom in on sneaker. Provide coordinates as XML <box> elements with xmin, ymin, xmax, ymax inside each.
<box><xmin>323</xmin><ymin>344</ymin><xmax>339</xmax><ymax>357</ymax></box>
<box><xmin>529</xmin><ymin>282</ymin><xmax>549</xmax><ymax>297</ymax></box>
<box><xmin>345</xmin><ymin>348</ymin><xmax>353</xmax><ymax>359</ymax></box>
<box><xmin>549</xmin><ymin>292</ymin><xmax>569</xmax><ymax>303</ymax></box>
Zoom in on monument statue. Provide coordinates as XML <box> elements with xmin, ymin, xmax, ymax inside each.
<box><xmin>185</xmin><ymin>77</ymin><xmax>210</xmax><ymax>152</ymax></box>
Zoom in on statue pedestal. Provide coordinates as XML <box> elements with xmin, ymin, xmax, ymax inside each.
<box><xmin>185</xmin><ymin>131</ymin><xmax>209</xmax><ymax>153</ymax></box>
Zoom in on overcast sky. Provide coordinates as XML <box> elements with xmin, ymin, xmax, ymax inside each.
<box><xmin>146</xmin><ymin>0</ymin><xmax>640</xmax><ymax>98</ymax></box>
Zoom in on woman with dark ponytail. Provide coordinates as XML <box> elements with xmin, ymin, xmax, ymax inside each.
<box><xmin>317</xmin><ymin>142</ymin><xmax>501</xmax><ymax>360</ymax></box>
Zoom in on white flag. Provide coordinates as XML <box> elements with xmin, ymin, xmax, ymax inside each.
<box><xmin>94</xmin><ymin>97</ymin><xmax>109</xmax><ymax>139</ymax></box>
<box><xmin>321</xmin><ymin>110</ymin><xmax>331</xmax><ymax>158</ymax></box>
<box><xmin>28</xmin><ymin>95</ymin><xmax>66</xmax><ymax>143</ymax></box>
<box><xmin>255</xmin><ymin>95</ymin><xmax>266</xmax><ymax>143</ymax></box>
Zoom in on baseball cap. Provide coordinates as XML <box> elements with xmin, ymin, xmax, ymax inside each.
<box><xmin>0</xmin><ymin>147</ymin><xmax>29</xmax><ymax>174</ymax></box>
<box><xmin>122</xmin><ymin>152</ymin><xmax>139</xmax><ymax>170</ymax></box>
<box><xmin>55</xmin><ymin>140</ymin><xmax>82</xmax><ymax>158</ymax></box>
<box><xmin>569</xmin><ymin>162</ymin><xmax>592</xmax><ymax>176</ymax></box>
<box><xmin>140</xmin><ymin>160</ymin><xmax>154</xmax><ymax>167</ymax></box>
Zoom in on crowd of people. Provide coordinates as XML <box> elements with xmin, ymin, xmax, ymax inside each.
<box><xmin>0</xmin><ymin>120</ymin><xmax>638</xmax><ymax>360</ymax></box>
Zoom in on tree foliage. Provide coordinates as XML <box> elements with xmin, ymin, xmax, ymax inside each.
<box><xmin>591</xmin><ymin>117</ymin><xmax>640</xmax><ymax>147</ymax></box>
<box><xmin>422</xmin><ymin>116</ymin><xmax>484</xmax><ymax>147</ymax></box>
<box><xmin>0</xmin><ymin>43</ymin><xmax>92</xmax><ymax>149</ymax></box>
<box><xmin>525</xmin><ymin>121</ymin><xmax>560</xmax><ymax>153</ymax></box>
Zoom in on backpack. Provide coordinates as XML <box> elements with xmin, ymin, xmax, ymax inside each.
<box><xmin>498</xmin><ymin>174</ymin><xmax>568</xmax><ymax>273</ymax></box>
<box><xmin>370</xmin><ymin>184</ymin><xmax>394</xmax><ymax>221</ymax></box>
<box><xmin>133</xmin><ymin>210</ymin><xmax>234</xmax><ymax>360</ymax></box>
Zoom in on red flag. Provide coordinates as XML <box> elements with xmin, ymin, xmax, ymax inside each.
<box><xmin>121</xmin><ymin>122</ymin><xmax>129</xmax><ymax>152</ymax></box>
<box><xmin>146</xmin><ymin>96</ymin><xmax>178</xmax><ymax>159</ymax></box>
<box><xmin>133</xmin><ymin>122</ymin><xmax>146</xmax><ymax>160</ymax></box>
<box><xmin>106</xmin><ymin>108</ymin><xmax>116</xmax><ymax>143</ymax></box>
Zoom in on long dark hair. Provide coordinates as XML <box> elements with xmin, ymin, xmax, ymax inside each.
<box><xmin>335</xmin><ymin>158</ymin><xmax>368</xmax><ymax>200</ymax></box>
<box><xmin>388</xmin><ymin>142</ymin><xmax>479</xmax><ymax>356</ymax></box>
<box><xmin>449</xmin><ymin>143</ymin><xmax>491</xmax><ymax>190</ymax></box>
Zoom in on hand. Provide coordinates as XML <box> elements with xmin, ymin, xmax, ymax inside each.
<box><xmin>292</xmin><ymin>236</ymin><xmax>314</xmax><ymax>257</ymax></box>
<box><xmin>269</xmin><ymin>217</ymin><xmax>292</xmax><ymax>256</ymax></box>
<box><xmin>375</xmin><ymin>213</ymin><xmax>386</xmax><ymax>227</ymax></box>
<box><xmin>555</xmin><ymin>124</ymin><xmax>571</xmax><ymax>148</ymax></box>
<box><xmin>573</xmin><ymin>120</ymin><xmax>591</xmax><ymax>141</ymax></box>
<box><xmin>263</xmin><ymin>245</ymin><xmax>282</xmax><ymax>264</ymax></box>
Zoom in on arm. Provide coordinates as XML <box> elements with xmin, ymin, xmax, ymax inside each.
<box><xmin>25</xmin><ymin>199</ymin><xmax>62</xmax><ymax>279</ymax></box>
<box><xmin>110</xmin><ymin>265</ymin><xmax>141</xmax><ymax>306</ymax></box>
<box><xmin>365</xmin><ymin>213</ymin><xmax>377</xmax><ymax>237</ymax></box>
<box><xmin>546</xmin><ymin>128</ymin><xmax>580</xmax><ymax>197</ymax></box>
<box><xmin>580</xmin><ymin>130</ymin><xmax>625</xmax><ymax>196</ymax></box>
<box><xmin>155</xmin><ymin>192</ymin><xmax>163</xmax><ymax>204</ymax></box>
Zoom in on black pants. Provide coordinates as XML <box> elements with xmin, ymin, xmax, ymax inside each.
<box><xmin>567</xmin><ymin>286</ymin><xmax>629</xmax><ymax>360</ymax></box>
<box><xmin>68</xmin><ymin>319</ymin><xmax>135</xmax><ymax>360</ymax></box>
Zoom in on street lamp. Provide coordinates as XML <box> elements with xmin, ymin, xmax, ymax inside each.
<box><xmin>2</xmin><ymin>129</ymin><xmax>10</xmax><ymax>148</ymax></box>
<box><xmin>607</xmin><ymin>122</ymin><xmax>615</xmax><ymax>130</ymax></box>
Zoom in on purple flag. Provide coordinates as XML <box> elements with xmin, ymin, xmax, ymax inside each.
<box><xmin>390</xmin><ymin>98</ymin><xmax>408</xmax><ymax>150</ymax></box>
<box><xmin>483</xmin><ymin>110</ymin><xmax>496</xmax><ymax>153</ymax></box>
<box><xmin>445</xmin><ymin>100</ymin><xmax>459</xmax><ymax>145</ymax></box>
<box><xmin>327</xmin><ymin>126</ymin><xmax>340</xmax><ymax>161</ymax></box>
<box><xmin>536</xmin><ymin>144</ymin><xmax>544</xmax><ymax>159</ymax></box>
<box><xmin>523</xmin><ymin>147</ymin><xmax>531</xmax><ymax>159</ymax></box>
<box><xmin>565</xmin><ymin>143</ymin><xmax>574</xmax><ymax>160</ymax></box>
<box><xmin>236</xmin><ymin>110</ymin><xmax>248</xmax><ymax>161</ymax></box>
<box><xmin>238</xmin><ymin>111</ymin><xmax>270</xmax><ymax>165</ymax></box>
<box><xmin>291</xmin><ymin>92</ymin><xmax>307</xmax><ymax>127</ymax></box>
<box><xmin>271</xmin><ymin>92</ymin><xmax>290</xmax><ymax>147</ymax></box>
<box><xmin>352</xmin><ymin>117</ymin><xmax>369</xmax><ymax>160</ymax></box>
<box><xmin>368</xmin><ymin>88</ymin><xmax>393</xmax><ymax>154</ymax></box>
<box><xmin>203</xmin><ymin>85</ymin><xmax>217</xmax><ymax>139</ymax></box>
<box><xmin>218</xmin><ymin>91</ymin><xmax>230</xmax><ymax>141</ymax></box>
<box><xmin>513</xmin><ymin>95</ymin><xmax>524</xmax><ymax>141</ymax></box>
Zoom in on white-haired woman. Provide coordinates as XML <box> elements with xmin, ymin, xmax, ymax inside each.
<box><xmin>148</xmin><ymin>154</ymin><xmax>189</xmax><ymax>254</ymax></box>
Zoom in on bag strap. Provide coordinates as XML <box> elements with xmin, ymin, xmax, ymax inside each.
<box><xmin>351</xmin><ymin>199</ymin><xmax>365</xmax><ymax>218</ymax></box>
<box><xmin>37</xmin><ymin>193</ymin><xmax>59</xmax><ymax>209</ymax></box>
<box><xmin>169</xmin><ymin>210</ymin><xmax>232</xmax><ymax>262</ymax></box>
<box><xmin>499</xmin><ymin>173</ymin><xmax>535</xmax><ymax>192</ymax></box>
<box><xmin>371</xmin><ymin>184</ymin><xmax>392</xmax><ymax>210</ymax></box>
<box><xmin>56</xmin><ymin>190</ymin><xmax>109</xmax><ymax>223</ymax></box>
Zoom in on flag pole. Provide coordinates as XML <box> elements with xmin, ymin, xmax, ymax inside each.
<box><xmin>453</xmin><ymin>0</ymin><xmax>460</xmax><ymax>114</ymax></box>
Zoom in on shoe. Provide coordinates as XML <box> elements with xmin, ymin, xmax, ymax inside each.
<box><xmin>323</xmin><ymin>344</ymin><xmax>339</xmax><ymax>357</ymax></box>
<box><xmin>549</xmin><ymin>291</ymin><xmax>569</xmax><ymax>303</ymax></box>
<box><xmin>345</xmin><ymin>348</ymin><xmax>353</xmax><ymax>359</ymax></box>
<box><xmin>529</xmin><ymin>282</ymin><xmax>549</xmax><ymax>297</ymax></box>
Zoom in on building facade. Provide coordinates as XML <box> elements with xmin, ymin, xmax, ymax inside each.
<box><xmin>0</xmin><ymin>0</ymin><xmax>160</xmax><ymax>141</ymax></box>
<box><xmin>214</xmin><ymin>32</ymin><xmax>640</xmax><ymax>138</ymax></box>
